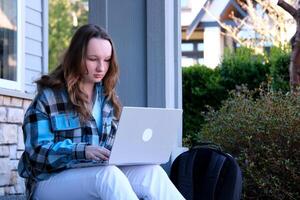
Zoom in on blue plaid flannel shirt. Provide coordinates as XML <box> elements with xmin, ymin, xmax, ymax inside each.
<box><xmin>17</xmin><ymin>84</ymin><xmax>118</xmax><ymax>198</ymax></box>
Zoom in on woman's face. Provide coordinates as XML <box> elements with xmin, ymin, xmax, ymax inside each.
<box><xmin>82</xmin><ymin>38</ymin><xmax>112</xmax><ymax>85</ymax></box>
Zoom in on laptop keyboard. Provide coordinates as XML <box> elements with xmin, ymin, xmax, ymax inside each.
<box><xmin>70</xmin><ymin>160</ymin><xmax>109</xmax><ymax>168</ymax></box>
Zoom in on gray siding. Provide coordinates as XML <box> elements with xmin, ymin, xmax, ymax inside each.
<box><xmin>89</xmin><ymin>0</ymin><xmax>182</xmax><ymax>109</ymax></box>
<box><xmin>24</xmin><ymin>0</ymin><xmax>47</xmax><ymax>94</ymax></box>
<box><xmin>90</xmin><ymin>0</ymin><xmax>148</xmax><ymax>107</ymax></box>
<box><xmin>27</xmin><ymin>0</ymin><xmax>42</xmax><ymax>12</ymax></box>
<box><xmin>146</xmin><ymin>0</ymin><xmax>166</xmax><ymax>108</ymax></box>
<box><xmin>108</xmin><ymin>1</ymin><xmax>147</xmax><ymax>107</ymax></box>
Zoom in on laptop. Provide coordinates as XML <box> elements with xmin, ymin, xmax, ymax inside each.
<box><xmin>72</xmin><ymin>106</ymin><xmax>182</xmax><ymax>167</ymax></box>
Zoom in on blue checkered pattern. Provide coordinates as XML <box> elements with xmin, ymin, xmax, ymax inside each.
<box><xmin>17</xmin><ymin>84</ymin><xmax>118</xmax><ymax>198</ymax></box>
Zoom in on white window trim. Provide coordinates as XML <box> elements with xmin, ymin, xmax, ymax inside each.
<box><xmin>0</xmin><ymin>0</ymin><xmax>25</xmax><ymax>91</ymax></box>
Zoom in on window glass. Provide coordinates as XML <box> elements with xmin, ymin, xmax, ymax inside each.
<box><xmin>181</xmin><ymin>43</ymin><xmax>193</xmax><ymax>51</ymax></box>
<box><xmin>197</xmin><ymin>43</ymin><xmax>204</xmax><ymax>51</ymax></box>
<box><xmin>0</xmin><ymin>0</ymin><xmax>17</xmax><ymax>81</ymax></box>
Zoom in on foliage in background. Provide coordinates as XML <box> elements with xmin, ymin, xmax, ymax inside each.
<box><xmin>219</xmin><ymin>47</ymin><xmax>269</xmax><ymax>91</ymax></box>
<box><xmin>182</xmin><ymin>65</ymin><xmax>226</xmax><ymax>146</ymax></box>
<box><xmin>182</xmin><ymin>46</ymin><xmax>288</xmax><ymax>147</ymax></box>
<box><xmin>268</xmin><ymin>45</ymin><xmax>291</xmax><ymax>92</ymax></box>
<box><xmin>49</xmin><ymin>0</ymin><xmax>88</xmax><ymax>71</ymax></box>
<box><xmin>199</xmin><ymin>89</ymin><xmax>299</xmax><ymax>199</ymax></box>
<box><xmin>182</xmin><ymin>46</ymin><xmax>294</xmax><ymax>199</ymax></box>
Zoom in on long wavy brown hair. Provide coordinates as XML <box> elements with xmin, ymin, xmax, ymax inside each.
<box><xmin>36</xmin><ymin>24</ymin><xmax>121</xmax><ymax>120</ymax></box>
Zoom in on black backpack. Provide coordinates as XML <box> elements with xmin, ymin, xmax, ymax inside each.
<box><xmin>170</xmin><ymin>143</ymin><xmax>242</xmax><ymax>200</ymax></box>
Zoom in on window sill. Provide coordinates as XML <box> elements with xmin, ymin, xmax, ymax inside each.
<box><xmin>0</xmin><ymin>88</ymin><xmax>34</xmax><ymax>100</ymax></box>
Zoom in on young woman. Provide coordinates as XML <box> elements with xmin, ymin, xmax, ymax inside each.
<box><xmin>17</xmin><ymin>24</ymin><xmax>185</xmax><ymax>200</ymax></box>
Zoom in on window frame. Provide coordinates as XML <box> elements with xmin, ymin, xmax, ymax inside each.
<box><xmin>181</xmin><ymin>40</ymin><xmax>204</xmax><ymax>65</ymax></box>
<box><xmin>0</xmin><ymin>0</ymin><xmax>25</xmax><ymax>91</ymax></box>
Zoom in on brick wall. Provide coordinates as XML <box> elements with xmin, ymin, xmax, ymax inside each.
<box><xmin>0</xmin><ymin>95</ymin><xmax>31</xmax><ymax>196</ymax></box>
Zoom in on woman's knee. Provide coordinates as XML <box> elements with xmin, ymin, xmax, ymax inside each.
<box><xmin>96</xmin><ymin>165</ymin><xmax>124</xmax><ymax>182</ymax></box>
<box><xmin>95</xmin><ymin>166</ymin><xmax>138</xmax><ymax>199</ymax></box>
<box><xmin>147</xmin><ymin>165</ymin><xmax>168</xmax><ymax>178</ymax></box>
<box><xmin>140</xmin><ymin>165</ymin><xmax>173</xmax><ymax>199</ymax></box>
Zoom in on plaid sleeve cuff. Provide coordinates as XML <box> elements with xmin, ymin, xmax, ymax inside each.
<box><xmin>72</xmin><ymin>143</ymin><xmax>86</xmax><ymax>160</ymax></box>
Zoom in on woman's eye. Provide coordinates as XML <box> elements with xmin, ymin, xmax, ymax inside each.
<box><xmin>104</xmin><ymin>59</ymin><xmax>111</xmax><ymax>62</ymax></box>
<box><xmin>89</xmin><ymin>58</ymin><xmax>97</xmax><ymax>61</ymax></box>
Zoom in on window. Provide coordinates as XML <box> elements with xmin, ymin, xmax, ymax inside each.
<box><xmin>181</xmin><ymin>40</ymin><xmax>204</xmax><ymax>66</ymax></box>
<box><xmin>197</xmin><ymin>43</ymin><xmax>204</xmax><ymax>51</ymax></box>
<box><xmin>0</xmin><ymin>0</ymin><xmax>23</xmax><ymax>90</ymax></box>
<box><xmin>181</xmin><ymin>43</ymin><xmax>193</xmax><ymax>51</ymax></box>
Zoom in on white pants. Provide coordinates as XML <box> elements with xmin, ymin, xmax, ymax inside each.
<box><xmin>33</xmin><ymin>165</ymin><xmax>185</xmax><ymax>200</ymax></box>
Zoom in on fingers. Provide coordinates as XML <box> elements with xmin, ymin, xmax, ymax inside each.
<box><xmin>85</xmin><ymin>145</ymin><xmax>111</xmax><ymax>161</ymax></box>
<box><xmin>99</xmin><ymin>147</ymin><xmax>110</xmax><ymax>157</ymax></box>
<box><xmin>90</xmin><ymin>154</ymin><xmax>101</xmax><ymax>161</ymax></box>
<box><xmin>93</xmin><ymin>148</ymin><xmax>109</xmax><ymax>161</ymax></box>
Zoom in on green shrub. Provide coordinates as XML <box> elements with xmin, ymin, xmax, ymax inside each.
<box><xmin>268</xmin><ymin>46</ymin><xmax>291</xmax><ymax>92</ymax></box>
<box><xmin>182</xmin><ymin>65</ymin><xmax>226</xmax><ymax>146</ymax></box>
<box><xmin>200</xmin><ymin>89</ymin><xmax>300</xmax><ymax>199</ymax></box>
<box><xmin>220</xmin><ymin>47</ymin><xmax>269</xmax><ymax>91</ymax></box>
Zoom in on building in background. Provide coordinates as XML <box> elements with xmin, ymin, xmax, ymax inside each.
<box><xmin>181</xmin><ymin>0</ymin><xmax>205</xmax><ymax>67</ymax></box>
<box><xmin>181</xmin><ymin>0</ymin><xmax>245</xmax><ymax>68</ymax></box>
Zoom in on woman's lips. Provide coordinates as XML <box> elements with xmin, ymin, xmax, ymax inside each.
<box><xmin>94</xmin><ymin>74</ymin><xmax>103</xmax><ymax>78</ymax></box>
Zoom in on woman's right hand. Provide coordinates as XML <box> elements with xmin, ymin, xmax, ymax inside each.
<box><xmin>85</xmin><ymin>145</ymin><xmax>110</xmax><ymax>161</ymax></box>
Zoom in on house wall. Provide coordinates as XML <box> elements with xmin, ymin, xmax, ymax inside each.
<box><xmin>109</xmin><ymin>0</ymin><xmax>148</xmax><ymax>106</ymax></box>
<box><xmin>203</xmin><ymin>26</ymin><xmax>223</xmax><ymax>68</ymax></box>
<box><xmin>0</xmin><ymin>0</ymin><xmax>48</xmax><ymax>196</ymax></box>
<box><xmin>0</xmin><ymin>95</ymin><xmax>30</xmax><ymax>195</ymax></box>
<box><xmin>24</xmin><ymin>0</ymin><xmax>48</xmax><ymax>94</ymax></box>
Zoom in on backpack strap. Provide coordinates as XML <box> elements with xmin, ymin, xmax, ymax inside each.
<box><xmin>193</xmin><ymin>142</ymin><xmax>223</xmax><ymax>152</ymax></box>
<box><xmin>202</xmin><ymin>150</ymin><xmax>226</xmax><ymax>199</ymax></box>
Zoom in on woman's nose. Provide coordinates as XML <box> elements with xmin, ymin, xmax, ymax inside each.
<box><xmin>96</xmin><ymin>62</ymin><xmax>104</xmax><ymax>71</ymax></box>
